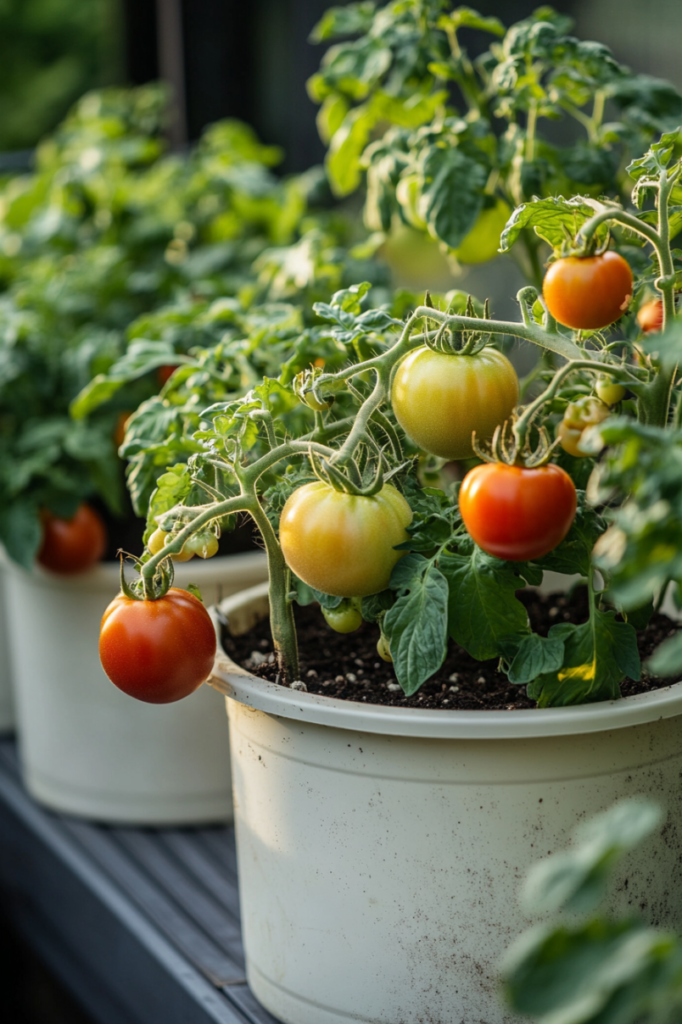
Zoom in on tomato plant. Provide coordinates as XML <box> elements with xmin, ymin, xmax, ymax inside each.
<box><xmin>391</xmin><ymin>346</ymin><xmax>519</xmax><ymax>460</ymax></box>
<box><xmin>459</xmin><ymin>463</ymin><xmax>577</xmax><ymax>562</ymax></box>
<box><xmin>100</xmin><ymin>588</ymin><xmax>216</xmax><ymax>704</ymax></box>
<box><xmin>279</xmin><ymin>482</ymin><xmax>412</xmax><ymax>597</ymax></box>
<box><xmin>37</xmin><ymin>504</ymin><xmax>107</xmax><ymax>574</ymax></box>
<box><xmin>543</xmin><ymin>252</ymin><xmax>633</xmax><ymax>330</ymax></box>
<box><xmin>637</xmin><ymin>298</ymin><xmax>664</xmax><ymax>334</ymax></box>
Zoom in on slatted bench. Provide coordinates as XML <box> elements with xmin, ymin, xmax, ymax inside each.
<box><xmin>0</xmin><ymin>739</ymin><xmax>280</xmax><ymax>1024</ymax></box>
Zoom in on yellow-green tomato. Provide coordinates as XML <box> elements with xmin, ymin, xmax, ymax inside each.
<box><xmin>391</xmin><ymin>346</ymin><xmax>520</xmax><ymax>461</ymax></box>
<box><xmin>557</xmin><ymin>396</ymin><xmax>610</xmax><ymax>458</ymax></box>
<box><xmin>147</xmin><ymin>526</ymin><xmax>194</xmax><ymax>562</ymax></box>
<box><xmin>377</xmin><ymin>634</ymin><xmax>393</xmax><ymax>662</ymax></box>
<box><xmin>279</xmin><ymin>482</ymin><xmax>413</xmax><ymax>597</ymax></box>
<box><xmin>595</xmin><ymin>377</ymin><xmax>626</xmax><ymax>406</ymax></box>
<box><xmin>322</xmin><ymin>601</ymin><xmax>362</xmax><ymax>633</ymax></box>
<box><xmin>454</xmin><ymin>198</ymin><xmax>511</xmax><ymax>265</ymax></box>
<box><xmin>184</xmin><ymin>530</ymin><xmax>219</xmax><ymax>559</ymax></box>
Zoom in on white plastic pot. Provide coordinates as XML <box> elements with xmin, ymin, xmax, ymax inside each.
<box><xmin>3</xmin><ymin>550</ymin><xmax>266</xmax><ymax>824</ymax></box>
<box><xmin>211</xmin><ymin>582</ymin><xmax>682</xmax><ymax>1024</ymax></box>
<box><xmin>0</xmin><ymin>564</ymin><xmax>15</xmax><ymax>732</ymax></box>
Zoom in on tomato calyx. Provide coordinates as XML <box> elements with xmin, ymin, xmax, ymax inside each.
<box><xmin>557</xmin><ymin>221</ymin><xmax>611</xmax><ymax>261</ymax></box>
<box><xmin>472</xmin><ymin>415</ymin><xmax>558</xmax><ymax>470</ymax></box>
<box><xmin>294</xmin><ymin>366</ymin><xmax>334</xmax><ymax>412</ymax></box>
<box><xmin>118</xmin><ymin>552</ymin><xmax>175</xmax><ymax>603</ymax></box>
<box><xmin>424</xmin><ymin>293</ymin><xmax>492</xmax><ymax>357</ymax></box>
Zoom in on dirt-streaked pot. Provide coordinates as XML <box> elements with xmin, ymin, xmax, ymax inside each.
<box><xmin>211</xmin><ymin>581</ymin><xmax>682</xmax><ymax>1024</ymax></box>
<box><xmin>0</xmin><ymin>564</ymin><xmax>14</xmax><ymax>732</ymax></box>
<box><xmin>4</xmin><ymin>550</ymin><xmax>266</xmax><ymax>824</ymax></box>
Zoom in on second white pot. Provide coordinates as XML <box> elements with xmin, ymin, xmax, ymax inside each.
<box><xmin>4</xmin><ymin>550</ymin><xmax>267</xmax><ymax>824</ymax></box>
<box><xmin>212</xmin><ymin>582</ymin><xmax>682</xmax><ymax>1024</ymax></box>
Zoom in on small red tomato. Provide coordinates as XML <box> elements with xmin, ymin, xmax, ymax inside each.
<box><xmin>99</xmin><ymin>588</ymin><xmax>217</xmax><ymax>704</ymax></box>
<box><xmin>543</xmin><ymin>252</ymin><xmax>633</xmax><ymax>331</ymax></box>
<box><xmin>157</xmin><ymin>364</ymin><xmax>179</xmax><ymax>386</ymax></box>
<box><xmin>636</xmin><ymin>299</ymin><xmax>664</xmax><ymax>334</ymax></box>
<box><xmin>458</xmin><ymin>463</ymin><xmax>577</xmax><ymax>561</ymax></box>
<box><xmin>37</xmin><ymin>503</ymin><xmax>107</xmax><ymax>574</ymax></box>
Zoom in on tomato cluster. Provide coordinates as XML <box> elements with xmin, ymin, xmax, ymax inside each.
<box><xmin>557</xmin><ymin>396</ymin><xmax>611</xmax><ymax>458</ymax></box>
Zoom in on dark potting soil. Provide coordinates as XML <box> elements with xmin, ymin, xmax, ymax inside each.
<box><xmin>220</xmin><ymin>587</ymin><xmax>682</xmax><ymax>711</ymax></box>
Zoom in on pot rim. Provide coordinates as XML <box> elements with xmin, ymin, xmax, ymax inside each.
<box><xmin>210</xmin><ymin>582</ymin><xmax>682</xmax><ymax>740</ymax></box>
<box><xmin>0</xmin><ymin>547</ymin><xmax>266</xmax><ymax>591</ymax></box>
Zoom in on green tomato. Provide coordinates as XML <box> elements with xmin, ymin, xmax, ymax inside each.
<box><xmin>454</xmin><ymin>198</ymin><xmax>511</xmax><ymax>265</ymax></box>
<box><xmin>184</xmin><ymin>530</ymin><xmax>219</xmax><ymax>559</ymax></box>
<box><xmin>322</xmin><ymin>602</ymin><xmax>362</xmax><ymax>633</ymax></box>
<box><xmin>595</xmin><ymin>378</ymin><xmax>626</xmax><ymax>406</ymax></box>
<box><xmin>304</xmin><ymin>391</ymin><xmax>332</xmax><ymax>412</ymax></box>
<box><xmin>148</xmin><ymin>526</ymin><xmax>195</xmax><ymax>562</ymax></box>
<box><xmin>377</xmin><ymin>634</ymin><xmax>392</xmax><ymax>662</ymax></box>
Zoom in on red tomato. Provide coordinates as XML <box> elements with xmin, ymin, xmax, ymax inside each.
<box><xmin>99</xmin><ymin>588</ymin><xmax>217</xmax><ymax>704</ymax></box>
<box><xmin>458</xmin><ymin>463</ymin><xmax>577</xmax><ymax>561</ymax></box>
<box><xmin>636</xmin><ymin>299</ymin><xmax>664</xmax><ymax>334</ymax></box>
<box><xmin>37</xmin><ymin>503</ymin><xmax>107</xmax><ymax>574</ymax></box>
<box><xmin>157</xmin><ymin>364</ymin><xmax>179</xmax><ymax>386</ymax></box>
<box><xmin>543</xmin><ymin>252</ymin><xmax>633</xmax><ymax>330</ymax></box>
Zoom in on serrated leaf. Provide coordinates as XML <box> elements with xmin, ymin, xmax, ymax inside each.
<box><xmin>527</xmin><ymin>610</ymin><xmax>639</xmax><ymax>707</ymax></box>
<box><xmin>647</xmin><ymin>629</ymin><xmax>682</xmax><ymax>677</ymax></box>
<box><xmin>503</xmin><ymin>632</ymin><xmax>565</xmax><ymax>685</ymax></box>
<box><xmin>440</xmin><ymin>548</ymin><xmax>529</xmax><ymax>660</ymax></box>
<box><xmin>420</xmin><ymin>145</ymin><xmax>488</xmax><ymax>249</ymax></box>
<box><xmin>384</xmin><ymin>558</ymin><xmax>449</xmax><ymax>695</ymax></box>
<box><xmin>499</xmin><ymin>195</ymin><xmax>610</xmax><ymax>253</ymax></box>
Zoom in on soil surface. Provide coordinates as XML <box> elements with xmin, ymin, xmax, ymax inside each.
<box><xmin>220</xmin><ymin>587</ymin><xmax>682</xmax><ymax>711</ymax></box>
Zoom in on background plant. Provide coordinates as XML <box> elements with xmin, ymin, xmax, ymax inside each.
<box><xmin>502</xmin><ymin>798</ymin><xmax>682</xmax><ymax>1024</ymax></box>
<box><xmin>0</xmin><ymin>85</ymin><xmax>332</xmax><ymax>568</ymax></box>
<box><xmin>309</xmin><ymin>2</ymin><xmax>682</xmax><ymax>285</ymax></box>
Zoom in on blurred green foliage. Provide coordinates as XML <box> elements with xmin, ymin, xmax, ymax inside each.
<box><xmin>0</xmin><ymin>0</ymin><xmax>120</xmax><ymax>152</ymax></box>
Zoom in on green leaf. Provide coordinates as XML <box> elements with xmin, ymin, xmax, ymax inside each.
<box><xmin>503</xmin><ymin>632</ymin><xmax>565</xmax><ymax>685</ymax></box>
<box><xmin>420</xmin><ymin>145</ymin><xmax>488</xmax><ymax>249</ymax></box>
<box><xmin>437</xmin><ymin>9</ymin><xmax>504</xmax><ymax>37</ymax></box>
<box><xmin>384</xmin><ymin>555</ymin><xmax>449</xmax><ymax>695</ymax></box>
<box><xmin>309</xmin><ymin>3</ymin><xmax>376</xmax><ymax>43</ymax></box>
<box><xmin>647</xmin><ymin>630</ymin><xmax>682</xmax><ymax>678</ymax></box>
<box><xmin>0</xmin><ymin>499</ymin><xmax>42</xmax><ymax>569</ymax></box>
<box><xmin>522</xmin><ymin>798</ymin><xmax>664</xmax><ymax>917</ymax></box>
<box><xmin>527</xmin><ymin>610</ymin><xmax>640</xmax><ymax>707</ymax></box>
<box><xmin>360</xmin><ymin>589</ymin><xmax>394</xmax><ymax>622</ymax></box>
<box><xmin>499</xmin><ymin>195</ymin><xmax>610</xmax><ymax>253</ymax></box>
<box><xmin>441</xmin><ymin>548</ymin><xmax>529</xmax><ymax>661</ymax></box>
<box><xmin>536</xmin><ymin>497</ymin><xmax>604</xmax><ymax>578</ymax></box>
<box><xmin>145</xmin><ymin>464</ymin><xmax>192</xmax><ymax>542</ymax></box>
<box><xmin>326</xmin><ymin>105</ymin><xmax>375</xmax><ymax>195</ymax></box>
<box><xmin>503</xmin><ymin>918</ymin><xmax>681</xmax><ymax>1024</ymax></box>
